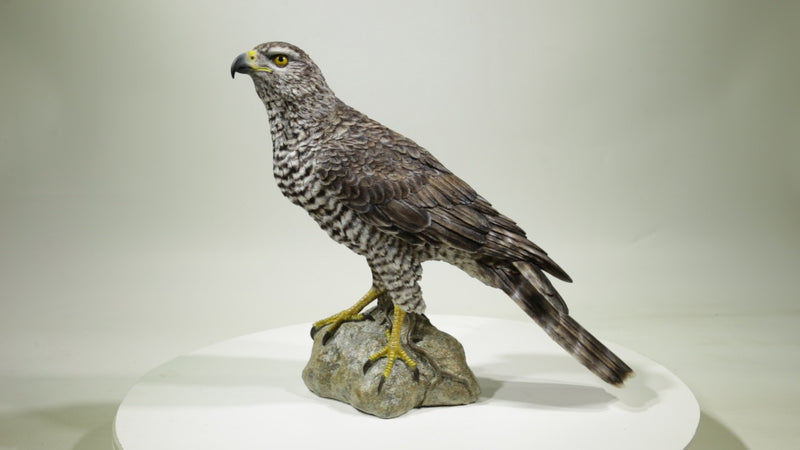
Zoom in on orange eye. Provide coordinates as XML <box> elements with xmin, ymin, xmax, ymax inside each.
<box><xmin>273</xmin><ymin>55</ymin><xmax>289</xmax><ymax>67</ymax></box>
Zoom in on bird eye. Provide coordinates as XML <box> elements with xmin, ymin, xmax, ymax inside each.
<box><xmin>273</xmin><ymin>55</ymin><xmax>289</xmax><ymax>67</ymax></box>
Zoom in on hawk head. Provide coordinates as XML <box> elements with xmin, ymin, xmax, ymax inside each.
<box><xmin>231</xmin><ymin>42</ymin><xmax>332</xmax><ymax>102</ymax></box>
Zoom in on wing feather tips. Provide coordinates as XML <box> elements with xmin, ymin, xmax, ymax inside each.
<box><xmin>482</xmin><ymin>227</ymin><xmax>572</xmax><ymax>282</ymax></box>
<box><xmin>513</xmin><ymin>261</ymin><xmax>569</xmax><ymax>314</ymax></box>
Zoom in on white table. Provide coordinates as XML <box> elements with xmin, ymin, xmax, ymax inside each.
<box><xmin>114</xmin><ymin>316</ymin><xmax>698</xmax><ymax>449</ymax></box>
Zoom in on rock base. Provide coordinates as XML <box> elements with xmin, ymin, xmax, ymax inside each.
<box><xmin>302</xmin><ymin>298</ymin><xmax>481</xmax><ymax>418</ymax></box>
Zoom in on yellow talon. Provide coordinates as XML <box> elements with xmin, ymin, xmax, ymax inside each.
<box><xmin>364</xmin><ymin>304</ymin><xmax>420</xmax><ymax>391</ymax></box>
<box><xmin>311</xmin><ymin>287</ymin><xmax>384</xmax><ymax>343</ymax></box>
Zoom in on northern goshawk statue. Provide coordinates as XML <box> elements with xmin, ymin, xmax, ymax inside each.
<box><xmin>231</xmin><ymin>42</ymin><xmax>633</xmax><ymax>388</ymax></box>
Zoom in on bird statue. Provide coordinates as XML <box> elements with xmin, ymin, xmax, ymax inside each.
<box><xmin>231</xmin><ymin>42</ymin><xmax>633</xmax><ymax>389</ymax></box>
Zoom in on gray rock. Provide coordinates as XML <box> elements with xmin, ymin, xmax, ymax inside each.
<box><xmin>302</xmin><ymin>298</ymin><xmax>481</xmax><ymax>418</ymax></box>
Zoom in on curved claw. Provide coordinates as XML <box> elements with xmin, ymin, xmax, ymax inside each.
<box><xmin>377</xmin><ymin>375</ymin><xmax>387</xmax><ymax>393</ymax></box>
<box><xmin>310</xmin><ymin>324</ymin><xmax>339</xmax><ymax>345</ymax></box>
<box><xmin>369</xmin><ymin>365</ymin><xmax>420</xmax><ymax>393</ymax></box>
<box><xmin>321</xmin><ymin>329</ymin><xmax>334</xmax><ymax>345</ymax></box>
<box><xmin>363</xmin><ymin>358</ymin><xmax>377</xmax><ymax>375</ymax></box>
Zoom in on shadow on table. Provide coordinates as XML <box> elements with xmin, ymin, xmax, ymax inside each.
<box><xmin>473</xmin><ymin>352</ymin><xmax>660</xmax><ymax>410</ymax></box>
<box><xmin>687</xmin><ymin>412</ymin><xmax>749</xmax><ymax>450</ymax></box>
<box><xmin>477</xmin><ymin>376</ymin><xmax>617</xmax><ymax>410</ymax></box>
<box><xmin>0</xmin><ymin>402</ymin><xmax>116</xmax><ymax>450</ymax></box>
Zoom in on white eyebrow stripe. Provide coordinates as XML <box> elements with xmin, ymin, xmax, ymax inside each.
<box><xmin>266</xmin><ymin>45</ymin><xmax>298</xmax><ymax>57</ymax></box>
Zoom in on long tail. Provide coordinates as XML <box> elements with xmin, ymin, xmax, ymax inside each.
<box><xmin>491</xmin><ymin>262</ymin><xmax>633</xmax><ymax>386</ymax></box>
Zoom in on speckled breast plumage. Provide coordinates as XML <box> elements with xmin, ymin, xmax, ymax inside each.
<box><xmin>261</xmin><ymin>87</ymin><xmax>430</xmax><ymax>312</ymax></box>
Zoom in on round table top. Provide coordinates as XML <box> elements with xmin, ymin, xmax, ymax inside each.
<box><xmin>114</xmin><ymin>315</ymin><xmax>699</xmax><ymax>449</ymax></box>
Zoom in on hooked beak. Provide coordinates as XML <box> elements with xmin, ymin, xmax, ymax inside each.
<box><xmin>231</xmin><ymin>50</ymin><xmax>273</xmax><ymax>78</ymax></box>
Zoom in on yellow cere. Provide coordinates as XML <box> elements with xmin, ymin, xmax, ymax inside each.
<box><xmin>247</xmin><ymin>50</ymin><xmax>272</xmax><ymax>73</ymax></box>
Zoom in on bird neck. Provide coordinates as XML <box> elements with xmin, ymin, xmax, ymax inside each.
<box><xmin>259</xmin><ymin>90</ymin><xmax>343</xmax><ymax>204</ymax></box>
<box><xmin>258</xmin><ymin>87</ymin><xmax>340</xmax><ymax>151</ymax></box>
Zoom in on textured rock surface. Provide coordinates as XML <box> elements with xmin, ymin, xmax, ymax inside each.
<box><xmin>302</xmin><ymin>298</ymin><xmax>480</xmax><ymax>418</ymax></box>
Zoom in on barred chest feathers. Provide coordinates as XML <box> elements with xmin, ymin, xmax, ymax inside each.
<box><xmin>262</xmin><ymin>92</ymin><xmax>322</xmax><ymax>208</ymax></box>
<box><xmin>271</xmin><ymin>136</ymin><xmax>318</xmax><ymax>208</ymax></box>
<box><xmin>265</xmin><ymin>103</ymin><xmax>377</xmax><ymax>257</ymax></box>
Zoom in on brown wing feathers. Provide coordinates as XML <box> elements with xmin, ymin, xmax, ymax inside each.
<box><xmin>317</xmin><ymin>134</ymin><xmax>570</xmax><ymax>281</ymax></box>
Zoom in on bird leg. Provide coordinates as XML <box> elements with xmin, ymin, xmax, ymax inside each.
<box><xmin>310</xmin><ymin>287</ymin><xmax>384</xmax><ymax>344</ymax></box>
<box><xmin>363</xmin><ymin>303</ymin><xmax>420</xmax><ymax>391</ymax></box>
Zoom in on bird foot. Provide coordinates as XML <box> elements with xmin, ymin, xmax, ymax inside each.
<box><xmin>362</xmin><ymin>304</ymin><xmax>420</xmax><ymax>392</ymax></box>
<box><xmin>310</xmin><ymin>287</ymin><xmax>384</xmax><ymax>344</ymax></box>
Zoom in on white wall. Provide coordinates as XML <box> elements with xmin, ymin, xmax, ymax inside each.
<box><xmin>1</xmin><ymin>1</ymin><xmax>798</xmax><ymax>447</ymax></box>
